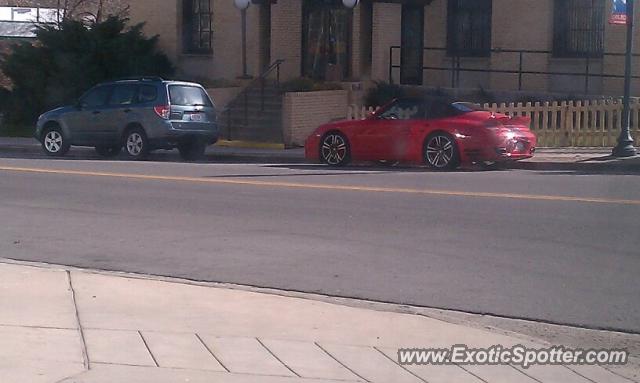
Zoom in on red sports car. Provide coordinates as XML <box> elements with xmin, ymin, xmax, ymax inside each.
<box><xmin>305</xmin><ymin>98</ymin><xmax>537</xmax><ymax>170</ymax></box>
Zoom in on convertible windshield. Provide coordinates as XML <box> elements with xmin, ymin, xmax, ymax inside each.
<box><xmin>451</xmin><ymin>102</ymin><xmax>487</xmax><ymax>113</ymax></box>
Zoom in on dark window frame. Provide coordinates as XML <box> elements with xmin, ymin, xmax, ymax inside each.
<box><xmin>446</xmin><ymin>0</ymin><xmax>492</xmax><ymax>58</ymax></box>
<box><xmin>553</xmin><ymin>0</ymin><xmax>605</xmax><ymax>58</ymax></box>
<box><xmin>301</xmin><ymin>0</ymin><xmax>353</xmax><ymax>81</ymax></box>
<box><xmin>183</xmin><ymin>0</ymin><xmax>213</xmax><ymax>55</ymax></box>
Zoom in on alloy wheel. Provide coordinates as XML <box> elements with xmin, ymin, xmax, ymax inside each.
<box><xmin>126</xmin><ymin>132</ymin><xmax>144</xmax><ymax>156</ymax></box>
<box><xmin>321</xmin><ymin>134</ymin><xmax>349</xmax><ymax>166</ymax></box>
<box><xmin>44</xmin><ymin>130</ymin><xmax>63</xmax><ymax>153</ymax></box>
<box><xmin>425</xmin><ymin>134</ymin><xmax>455</xmax><ymax>169</ymax></box>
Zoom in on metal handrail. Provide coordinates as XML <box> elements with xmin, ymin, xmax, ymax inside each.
<box><xmin>223</xmin><ymin>59</ymin><xmax>284</xmax><ymax>140</ymax></box>
<box><xmin>389</xmin><ymin>46</ymin><xmax>640</xmax><ymax>93</ymax></box>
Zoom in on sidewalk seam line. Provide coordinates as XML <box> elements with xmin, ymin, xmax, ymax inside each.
<box><xmin>562</xmin><ymin>365</ymin><xmax>599</xmax><ymax>383</ymax></box>
<box><xmin>138</xmin><ymin>331</ymin><xmax>159</xmax><ymax>367</ymax></box>
<box><xmin>66</xmin><ymin>270</ymin><xmax>90</xmax><ymax>370</ymax></box>
<box><xmin>372</xmin><ymin>346</ymin><xmax>429</xmax><ymax>383</ymax></box>
<box><xmin>599</xmin><ymin>366</ymin><xmax>638</xmax><ymax>383</ymax></box>
<box><xmin>256</xmin><ymin>337</ymin><xmax>301</xmax><ymax>377</ymax></box>
<box><xmin>314</xmin><ymin>342</ymin><xmax>371</xmax><ymax>383</ymax></box>
<box><xmin>194</xmin><ymin>333</ymin><xmax>230</xmax><ymax>373</ymax></box>
<box><xmin>509</xmin><ymin>364</ymin><xmax>543</xmax><ymax>383</ymax></box>
<box><xmin>453</xmin><ymin>365</ymin><xmax>490</xmax><ymax>383</ymax></box>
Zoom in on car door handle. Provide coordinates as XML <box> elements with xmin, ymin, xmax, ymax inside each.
<box><xmin>92</xmin><ymin>111</ymin><xmax>101</xmax><ymax>115</ymax></box>
<box><xmin>123</xmin><ymin>109</ymin><xmax>132</xmax><ymax>113</ymax></box>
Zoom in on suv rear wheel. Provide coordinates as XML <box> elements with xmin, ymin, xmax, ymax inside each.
<box><xmin>178</xmin><ymin>140</ymin><xmax>206</xmax><ymax>161</ymax></box>
<box><xmin>42</xmin><ymin>125</ymin><xmax>70</xmax><ymax>157</ymax></box>
<box><xmin>123</xmin><ymin>128</ymin><xmax>149</xmax><ymax>160</ymax></box>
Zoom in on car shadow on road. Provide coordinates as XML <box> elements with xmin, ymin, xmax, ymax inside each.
<box><xmin>202</xmin><ymin>171</ymin><xmax>394</xmax><ymax>178</ymax></box>
<box><xmin>511</xmin><ymin>156</ymin><xmax>640</xmax><ymax>176</ymax></box>
<box><xmin>264</xmin><ymin>163</ymin><xmax>485</xmax><ymax>174</ymax></box>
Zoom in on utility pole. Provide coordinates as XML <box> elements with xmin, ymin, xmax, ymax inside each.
<box><xmin>613</xmin><ymin>0</ymin><xmax>638</xmax><ymax>157</ymax></box>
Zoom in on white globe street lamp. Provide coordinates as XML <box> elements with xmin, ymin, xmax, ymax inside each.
<box><xmin>342</xmin><ymin>0</ymin><xmax>359</xmax><ymax>9</ymax></box>
<box><xmin>234</xmin><ymin>0</ymin><xmax>251</xmax><ymax>10</ymax></box>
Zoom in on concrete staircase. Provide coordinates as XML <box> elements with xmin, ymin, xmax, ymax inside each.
<box><xmin>221</xmin><ymin>82</ymin><xmax>283</xmax><ymax>143</ymax></box>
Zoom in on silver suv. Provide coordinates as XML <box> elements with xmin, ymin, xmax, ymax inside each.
<box><xmin>35</xmin><ymin>78</ymin><xmax>218</xmax><ymax>160</ymax></box>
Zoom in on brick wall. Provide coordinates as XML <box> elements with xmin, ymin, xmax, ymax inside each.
<box><xmin>127</xmin><ymin>0</ymin><xmax>264</xmax><ymax>81</ymax></box>
<box><xmin>419</xmin><ymin>0</ymin><xmax>638</xmax><ymax>96</ymax></box>
<box><xmin>282</xmin><ymin>90</ymin><xmax>348</xmax><ymax>147</ymax></box>
<box><xmin>371</xmin><ymin>2</ymin><xmax>401</xmax><ymax>84</ymax></box>
<box><xmin>270</xmin><ymin>0</ymin><xmax>302</xmax><ymax>81</ymax></box>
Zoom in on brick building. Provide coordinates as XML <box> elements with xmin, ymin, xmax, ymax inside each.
<box><xmin>121</xmin><ymin>0</ymin><xmax>639</xmax><ymax>97</ymax></box>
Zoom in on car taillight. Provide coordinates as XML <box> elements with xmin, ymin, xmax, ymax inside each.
<box><xmin>154</xmin><ymin>105</ymin><xmax>170</xmax><ymax>119</ymax></box>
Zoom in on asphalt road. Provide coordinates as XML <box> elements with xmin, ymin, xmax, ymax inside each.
<box><xmin>1</xmin><ymin>154</ymin><xmax>639</xmax><ymax>333</ymax></box>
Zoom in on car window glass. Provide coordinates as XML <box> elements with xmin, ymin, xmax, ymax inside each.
<box><xmin>109</xmin><ymin>84</ymin><xmax>137</xmax><ymax>106</ymax></box>
<box><xmin>138</xmin><ymin>85</ymin><xmax>158</xmax><ymax>103</ymax></box>
<box><xmin>427</xmin><ymin>100</ymin><xmax>462</xmax><ymax>119</ymax></box>
<box><xmin>379</xmin><ymin>101</ymin><xmax>424</xmax><ymax>120</ymax></box>
<box><xmin>81</xmin><ymin>86</ymin><xmax>111</xmax><ymax>108</ymax></box>
<box><xmin>169</xmin><ymin>85</ymin><xmax>212</xmax><ymax>106</ymax></box>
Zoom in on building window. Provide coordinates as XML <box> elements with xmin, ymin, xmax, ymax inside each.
<box><xmin>553</xmin><ymin>0</ymin><xmax>605</xmax><ymax>58</ymax></box>
<box><xmin>447</xmin><ymin>0</ymin><xmax>492</xmax><ymax>57</ymax></box>
<box><xmin>183</xmin><ymin>0</ymin><xmax>213</xmax><ymax>54</ymax></box>
<box><xmin>302</xmin><ymin>0</ymin><xmax>352</xmax><ymax>81</ymax></box>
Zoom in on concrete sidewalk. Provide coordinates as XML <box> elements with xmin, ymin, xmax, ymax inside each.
<box><xmin>2</xmin><ymin>136</ymin><xmax>639</xmax><ymax>171</ymax></box>
<box><xmin>0</xmin><ymin>137</ymin><xmax>306</xmax><ymax>163</ymax></box>
<box><xmin>0</xmin><ymin>261</ymin><xmax>635</xmax><ymax>383</ymax></box>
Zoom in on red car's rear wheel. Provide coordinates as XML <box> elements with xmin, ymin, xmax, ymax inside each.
<box><xmin>320</xmin><ymin>132</ymin><xmax>350</xmax><ymax>166</ymax></box>
<box><xmin>424</xmin><ymin>133</ymin><xmax>460</xmax><ymax>170</ymax></box>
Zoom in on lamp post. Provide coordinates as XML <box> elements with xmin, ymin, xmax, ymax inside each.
<box><xmin>234</xmin><ymin>0</ymin><xmax>252</xmax><ymax>79</ymax></box>
<box><xmin>613</xmin><ymin>0</ymin><xmax>638</xmax><ymax>157</ymax></box>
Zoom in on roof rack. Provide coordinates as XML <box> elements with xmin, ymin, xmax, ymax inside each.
<box><xmin>111</xmin><ymin>76</ymin><xmax>165</xmax><ymax>82</ymax></box>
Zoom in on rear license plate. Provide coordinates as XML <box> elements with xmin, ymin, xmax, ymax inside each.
<box><xmin>189</xmin><ymin>113</ymin><xmax>203</xmax><ymax>122</ymax></box>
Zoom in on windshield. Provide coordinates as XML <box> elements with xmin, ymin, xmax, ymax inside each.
<box><xmin>451</xmin><ymin>102</ymin><xmax>487</xmax><ymax>113</ymax></box>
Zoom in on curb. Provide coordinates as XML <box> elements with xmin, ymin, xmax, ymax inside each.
<box><xmin>216</xmin><ymin>139</ymin><xmax>286</xmax><ymax>150</ymax></box>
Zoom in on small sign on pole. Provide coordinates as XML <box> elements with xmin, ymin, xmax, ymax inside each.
<box><xmin>610</xmin><ymin>0</ymin><xmax>628</xmax><ymax>25</ymax></box>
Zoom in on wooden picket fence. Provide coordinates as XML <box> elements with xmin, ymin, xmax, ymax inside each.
<box><xmin>347</xmin><ymin>99</ymin><xmax>640</xmax><ymax>147</ymax></box>
<box><xmin>483</xmin><ymin>99</ymin><xmax>640</xmax><ymax>147</ymax></box>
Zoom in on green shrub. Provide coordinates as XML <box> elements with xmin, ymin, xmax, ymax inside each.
<box><xmin>0</xmin><ymin>16</ymin><xmax>174</xmax><ymax>126</ymax></box>
<box><xmin>364</xmin><ymin>81</ymin><xmax>405</xmax><ymax>107</ymax></box>
<box><xmin>281</xmin><ymin>77</ymin><xmax>343</xmax><ymax>93</ymax></box>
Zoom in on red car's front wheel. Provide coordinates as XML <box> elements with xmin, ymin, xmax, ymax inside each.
<box><xmin>424</xmin><ymin>133</ymin><xmax>460</xmax><ymax>170</ymax></box>
<box><xmin>320</xmin><ymin>132</ymin><xmax>350</xmax><ymax>167</ymax></box>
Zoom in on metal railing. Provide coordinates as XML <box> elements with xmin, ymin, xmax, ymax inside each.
<box><xmin>389</xmin><ymin>46</ymin><xmax>640</xmax><ymax>93</ymax></box>
<box><xmin>223</xmin><ymin>59</ymin><xmax>284</xmax><ymax>140</ymax></box>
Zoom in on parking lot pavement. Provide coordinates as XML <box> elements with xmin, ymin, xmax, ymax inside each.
<box><xmin>0</xmin><ymin>261</ymin><xmax>636</xmax><ymax>383</ymax></box>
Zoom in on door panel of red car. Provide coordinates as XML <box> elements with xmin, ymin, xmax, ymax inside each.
<box><xmin>353</xmin><ymin>100</ymin><xmax>425</xmax><ymax>161</ymax></box>
<box><xmin>352</xmin><ymin>119</ymin><xmax>411</xmax><ymax>161</ymax></box>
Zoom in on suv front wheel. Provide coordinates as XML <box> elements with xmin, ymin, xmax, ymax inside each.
<box><xmin>123</xmin><ymin>128</ymin><xmax>149</xmax><ymax>160</ymax></box>
<box><xmin>42</xmin><ymin>125</ymin><xmax>70</xmax><ymax>157</ymax></box>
